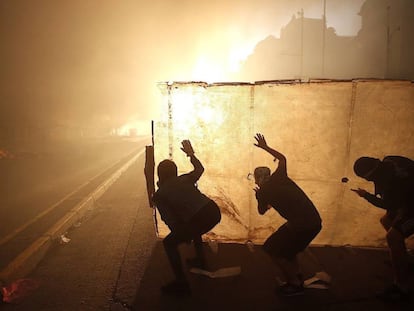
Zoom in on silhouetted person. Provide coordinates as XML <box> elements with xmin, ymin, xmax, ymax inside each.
<box><xmin>152</xmin><ymin>140</ymin><xmax>221</xmax><ymax>296</ymax></box>
<box><xmin>353</xmin><ymin>155</ymin><xmax>414</xmax><ymax>302</ymax></box>
<box><xmin>252</xmin><ymin>133</ymin><xmax>322</xmax><ymax>296</ymax></box>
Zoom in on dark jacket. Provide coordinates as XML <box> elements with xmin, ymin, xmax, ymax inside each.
<box><xmin>153</xmin><ymin>155</ymin><xmax>211</xmax><ymax>230</ymax></box>
<box><xmin>362</xmin><ymin>156</ymin><xmax>414</xmax><ymax>215</ymax></box>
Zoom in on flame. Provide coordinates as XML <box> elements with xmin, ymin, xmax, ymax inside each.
<box><xmin>171</xmin><ymin>87</ymin><xmax>224</xmax><ymax>135</ymax></box>
<box><xmin>192</xmin><ymin>55</ymin><xmax>224</xmax><ymax>84</ymax></box>
<box><xmin>191</xmin><ymin>40</ymin><xmax>255</xmax><ymax>82</ymax></box>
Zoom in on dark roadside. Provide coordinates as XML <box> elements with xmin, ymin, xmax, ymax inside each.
<box><xmin>0</xmin><ymin>137</ymin><xmax>149</xmax><ymax>286</ymax></box>
<box><xmin>0</xmin><ymin>137</ymin><xmax>147</xmax><ymax>239</ymax></box>
<box><xmin>1</xmin><ymin>151</ymin><xmax>158</xmax><ymax>310</ymax></box>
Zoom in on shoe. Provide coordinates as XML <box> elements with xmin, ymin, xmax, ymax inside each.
<box><xmin>161</xmin><ymin>280</ymin><xmax>191</xmax><ymax>296</ymax></box>
<box><xmin>376</xmin><ymin>284</ymin><xmax>411</xmax><ymax>303</ymax></box>
<box><xmin>276</xmin><ymin>283</ymin><xmax>305</xmax><ymax>297</ymax></box>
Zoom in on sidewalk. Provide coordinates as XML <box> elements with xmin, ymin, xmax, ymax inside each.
<box><xmin>134</xmin><ymin>242</ymin><xmax>413</xmax><ymax>311</ymax></box>
<box><xmin>1</xmin><ymin>156</ymin><xmax>157</xmax><ymax>310</ymax></box>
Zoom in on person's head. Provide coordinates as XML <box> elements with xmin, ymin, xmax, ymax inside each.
<box><xmin>353</xmin><ymin>156</ymin><xmax>381</xmax><ymax>181</ymax></box>
<box><xmin>157</xmin><ymin>159</ymin><xmax>177</xmax><ymax>186</ymax></box>
<box><xmin>254</xmin><ymin>166</ymin><xmax>271</xmax><ymax>186</ymax></box>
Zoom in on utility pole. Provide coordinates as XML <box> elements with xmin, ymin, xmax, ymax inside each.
<box><xmin>300</xmin><ymin>8</ymin><xmax>304</xmax><ymax>79</ymax></box>
<box><xmin>322</xmin><ymin>0</ymin><xmax>326</xmax><ymax>77</ymax></box>
<box><xmin>385</xmin><ymin>5</ymin><xmax>400</xmax><ymax>79</ymax></box>
<box><xmin>386</xmin><ymin>5</ymin><xmax>390</xmax><ymax>78</ymax></box>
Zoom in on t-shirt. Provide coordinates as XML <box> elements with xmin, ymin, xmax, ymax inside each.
<box><xmin>255</xmin><ymin>162</ymin><xmax>321</xmax><ymax>229</ymax></box>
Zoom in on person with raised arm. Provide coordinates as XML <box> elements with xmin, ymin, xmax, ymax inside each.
<box><xmin>252</xmin><ymin>133</ymin><xmax>322</xmax><ymax>296</ymax></box>
<box><xmin>152</xmin><ymin>140</ymin><xmax>221</xmax><ymax>296</ymax></box>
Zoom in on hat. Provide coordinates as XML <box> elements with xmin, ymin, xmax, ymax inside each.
<box><xmin>157</xmin><ymin>159</ymin><xmax>177</xmax><ymax>184</ymax></box>
<box><xmin>353</xmin><ymin>157</ymin><xmax>380</xmax><ymax>179</ymax></box>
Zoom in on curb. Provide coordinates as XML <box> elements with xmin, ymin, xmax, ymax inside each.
<box><xmin>0</xmin><ymin>148</ymin><xmax>145</xmax><ymax>283</ymax></box>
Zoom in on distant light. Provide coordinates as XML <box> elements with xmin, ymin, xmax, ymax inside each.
<box><xmin>192</xmin><ymin>56</ymin><xmax>223</xmax><ymax>84</ymax></box>
<box><xmin>116</xmin><ymin>120</ymin><xmax>149</xmax><ymax>137</ymax></box>
<box><xmin>170</xmin><ymin>87</ymin><xmax>224</xmax><ymax>135</ymax></box>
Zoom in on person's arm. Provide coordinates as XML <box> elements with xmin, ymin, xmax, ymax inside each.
<box><xmin>254</xmin><ymin>133</ymin><xmax>287</xmax><ymax>175</ymax></box>
<box><xmin>257</xmin><ymin>202</ymin><xmax>270</xmax><ymax>215</ymax></box>
<box><xmin>181</xmin><ymin>140</ymin><xmax>204</xmax><ymax>182</ymax></box>
<box><xmin>351</xmin><ymin>188</ymin><xmax>386</xmax><ymax>209</ymax></box>
<box><xmin>254</xmin><ymin>186</ymin><xmax>271</xmax><ymax>215</ymax></box>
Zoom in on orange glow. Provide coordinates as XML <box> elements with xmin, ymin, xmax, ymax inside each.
<box><xmin>192</xmin><ymin>56</ymin><xmax>225</xmax><ymax>83</ymax></box>
<box><xmin>116</xmin><ymin>120</ymin><xmax>150</xmax><ymax>136</ymax></box>
<box><xmin>170</xmin><ymin>88</ymin><xmax>224</xmax><ymax>135</ymax></box>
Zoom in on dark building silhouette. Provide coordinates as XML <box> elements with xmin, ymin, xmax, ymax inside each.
<box><xmin>238</xmin><ymin>0</ymin><xmax>414</xmax><ymax>81</ymax></box>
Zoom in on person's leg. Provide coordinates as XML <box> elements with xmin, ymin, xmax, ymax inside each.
<box><xmin>185</xmin><ymin>234</ymin><xmax>206</xmax><ymax>269</ymax></box>
<box><xmin>272</xmin><ymin>230</ymin><xmax>319</xmax><ymax>288</ymax></box>
<box><xmin>374</xmin><ymin>227</ymin><xmax>412</xmax><ymax>302</ymax></box>
<box><xmin>380</xmin><ymin>212</ymin><xmax>393</xmax><ymax>231</ymax></box>
<box><xmin>376</xmin><ymin>212</ymin><xmax>414</xmax><ymax>302</ymax></box>
<box><xmin>263</xmin><ymin>223</ymin><xmax>304</xmax><ymax>295</ymax></box>
<box><xmin>273</xmin><ymin>256</ymin><xmax>302</xmax><ymax>286</ymax></box>
<box><xmin>161</xmin><ymin>231</ymin><xmax>192</xmax><ymax>295</ymax></box>
<box><xmin>163</xmin><ymin>232</ymin><xmax>186</xmax><ymax>281</ymax></box>
<box><xmin>386</xmin><ymin>227</ymin><xmax>410</xmax><ymax>291</ymax></box>
<box><xmin>270</xmin><ymin>254</ymin><xmax>305</xmax><ymax>297</ymax></box>
<box><xmin>264</xmin><ymin>223</ymin><xmax>321</xmax><ymax>296</ymax></box>
<box><xmin>187</xmin><ymin>201</ymin><xmax>221</xmax><ymax>268</ymax></box>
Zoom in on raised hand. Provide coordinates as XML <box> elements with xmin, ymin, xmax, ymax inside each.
<box><xmin>254</xmin><ymin>133</ymin><xmax>268</xmax><ymax>149</ymax></box>
<box><xmin>181</xmin><ymin>139</ymin><xmax>195</xmax><ymax>157</ymax></box>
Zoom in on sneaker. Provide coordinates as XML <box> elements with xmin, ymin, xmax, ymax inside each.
<box><xmin>161</xmin><ymin>280</ymin><xmax>191</xmax><ymax>296</ymax></box>
<box><xmin>276</xmin><ymin>283</ymin><xmax>305</xmax><ymax>297</ymax></box>
<box><xmin>376</xmin><ymin>284</ymin><xmax>411</xmax><ymax>303</ymax></box>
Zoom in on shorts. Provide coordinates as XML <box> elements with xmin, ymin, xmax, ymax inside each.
<box><xmin>263</xmin><ymin>222</ymin><xmax>321</xmax><ymax>261</ymax></box>
<box><xmin>169</xmin><ymin>200</ymin><xmax>221</xmax><ymax>243</ymax></box>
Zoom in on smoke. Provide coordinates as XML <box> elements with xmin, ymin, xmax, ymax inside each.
<box><xmin>2</xmin><ymin>0</ymin><xmax>412</xmax><ymax>138</ymax></box>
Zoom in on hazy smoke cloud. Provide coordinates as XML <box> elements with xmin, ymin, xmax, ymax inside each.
<box><xmin>0</xmin><ymin>0</ymin><xmax>412</xmax><ymax>138</ymax></box>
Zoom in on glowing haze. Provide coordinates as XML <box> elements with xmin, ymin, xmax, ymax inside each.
<box><xmin>0</xmin><ymin>0</ymin><xmax>411</xmax><ymax>138</ymax></box>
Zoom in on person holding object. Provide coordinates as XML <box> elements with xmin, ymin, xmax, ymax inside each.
<box><xmin>152</xmin><ymin>140</ymin><xmax>221</xmax><ymax>296</ymax></box>
<box><xmin>352</xmin><ymin>155</ymin><xmax>414</xmax><ymax>302</ymax></box>
<box><xmin>252</xmin><ymin>133</ymin><xmax>322</xmax><ymax>296</ymax></box>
